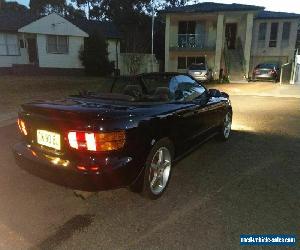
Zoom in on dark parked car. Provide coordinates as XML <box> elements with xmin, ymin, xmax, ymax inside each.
<box><xmin>14</xmin><ymin>73</ymin><xmax>232</xmax><ymax>199</ymax></box>
<box><xmin>252</xmin><ymin>63</ymin><xmax>280</xmax><ymax>82</ymax></box>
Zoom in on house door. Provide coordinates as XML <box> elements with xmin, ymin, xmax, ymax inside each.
<box><xmin>27</xmin><ymin>38</ymin><xmax>38</xmax><ymax>64</ymax></box>
<box><xmin>225</xmin><ymin>23</ymin><xmax>237</xmax><ymax>49</ymax></box>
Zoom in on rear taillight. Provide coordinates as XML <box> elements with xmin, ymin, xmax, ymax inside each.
<box><xmin>254</xmin><ymin>69</ymin><xmax>260</xmax><ymax>74</ymax></box>
<box><xmin>17</xmin><ymin>118</ymin><xmax>28</xmax><ymax>135</ymax></box>
<box><xmin>67</xmin><ymin>131</ymin><xmax>126</xmax><ymax>152</ymax></box>
<box><xmin>77</xmin><ymin>165</ymin><xmax>100</xmax><ymax>172</ymax></box>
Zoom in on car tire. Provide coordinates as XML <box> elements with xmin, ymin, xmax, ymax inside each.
<box><xmin>138</xmin><ymin>138</ymin><xmax>174</xmax><ymax>200</ymax></box>
<box><xmin>218</xmin><ymin>111</ymin><xmax>232</xmax><ymax>141</ymax></box>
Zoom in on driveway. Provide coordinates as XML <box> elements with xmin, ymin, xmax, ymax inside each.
<box><xmin>208</xmin><ymin>82</ymin><xmax>300</xmax><ymax>99</ymax></box>
<box><xmin>0</xmin><ymin>84</ymin><xmax>299</xmax><ymax>249</ymax></box>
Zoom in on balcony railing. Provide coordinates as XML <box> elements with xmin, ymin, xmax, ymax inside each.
<box><xmin>170</xmin><ymin>34</ymin><xmax>216</xmax><ymax>51</ymax></box>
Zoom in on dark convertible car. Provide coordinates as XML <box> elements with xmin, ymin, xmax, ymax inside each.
<box><xmin>14</xmin><ymin>73</ymin><xmax>232</xmax><ymax>199</ymax></box>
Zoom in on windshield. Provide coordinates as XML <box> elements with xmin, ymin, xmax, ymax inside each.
<box><xmin>188</xmin><ymin>64</ymin><xmax>206</xmax><ymax>71</ymax></box>
<box><xmin>256</xmin><ymin>63</ymin><xmax>278</xmax><ymax>69</ymax></box>
<box><xmin>107</xmin><ymin>74</ymin><xmax>207</xmax><ymax>103</ymax></box>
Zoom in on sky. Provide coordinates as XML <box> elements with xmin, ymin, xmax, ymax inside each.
<box><xmin>13</xmin><ymin>0</ymin><xmax>300</xmax><ymax>14</ymax></box>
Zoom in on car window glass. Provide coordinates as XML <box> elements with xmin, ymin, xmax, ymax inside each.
<box><xmin>188</xmin><ymin>64</ymin><xmax>206</xmax><ymax>70</ymax></box>
<box><xmin>169</xmin><ymin>75</ymin><xmax>207</xmax><ymax>102</ymax></box>
<box><xmin>257</xmin><ymin>64</ymin><xmax>277</xmax><ymax>69</ymax></box>
<box><xmin>110</xmin><ymin>74</ymin><xmax>206</xmax><ymax>103</ymax></box>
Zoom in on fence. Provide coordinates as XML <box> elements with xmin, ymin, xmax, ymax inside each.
<box><xmin>119</xmin><ymin>53</ymin><xmax>160</xmax><ymax>76</ymax></box>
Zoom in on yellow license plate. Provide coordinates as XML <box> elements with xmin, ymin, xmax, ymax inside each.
<box><xmin>37</xmin><ymin>130</ymin><xmax>61</xmax><ymax>150</ymax></box>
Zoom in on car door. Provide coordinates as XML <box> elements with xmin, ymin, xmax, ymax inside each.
<box><xmin>170</xmin><ymin>75</ymin><xmax>211</xmax><ymax>144</ymax></box>
<box><xmin>192</xmin><ymin>92</ymin><xmax>214</xmax><ymax>139</ymax></box>
<box><xmin>205</xmin><ymin>95</ymin><xmax>227</xmax><ymax>131</ymax></box>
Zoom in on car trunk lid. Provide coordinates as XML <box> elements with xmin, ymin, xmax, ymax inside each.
<box><xmin>19</xmin><ymin>98</ymin><xmax>137</xmax><ymax>154</ymax></box>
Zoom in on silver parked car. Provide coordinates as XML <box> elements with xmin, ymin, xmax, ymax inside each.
<box><xmin>187</xmin><ymin>63</ymin><xmax>213</xmax><ymax>82</ymax></box>
<box><xmin>251</xmin><ymin>63</ymin><xmax>280</xmax><ymax>82</ymax></box>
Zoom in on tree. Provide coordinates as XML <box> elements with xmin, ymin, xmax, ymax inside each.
<box><xmin>79</xmin><ymin>32</ymin><xmax>114</xmax><ymax>76</ymax></box>
<box><xmin>99</xmin><ymin>0</ymin><xmax>153</xmax><ymax>53</ymax></box>
<box><xmin>165</xmin><ymin>0</ymin><xmax>188</xmax><ymax>7</ymax></box>
<box><xmin>89</xmin><ymin>5</ymin><xmax>105</xmax><ymax>20</ymax></box>
<box><xmin>29</xmin><ymin>0</ymin><xmax>66</xmax><ymax>16</ymax></box>
<box><xmin>71</xmin><ymin>0</ymin><xmax>99</xmax><ymax>19</ymax></box>
<box><xmin>64</xmin><ymin>4</ymin><xmax>86</xmax><ymax>19</ymax></box>
<box><xmin>153</xmin><ymin>18</ymin><xmax>165</xmax><ymax>62</ymax></box>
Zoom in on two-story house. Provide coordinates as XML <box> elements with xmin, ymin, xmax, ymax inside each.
<box><xmin>162</xmin><ymin>2</ymin><xmax>300</xmax><ymax>81</ymax></box>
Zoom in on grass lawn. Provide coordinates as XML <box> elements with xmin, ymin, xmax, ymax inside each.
<box><xmin>0</xmin><ymin>76</ymin><xmax>112</xmax><ymax>114</ymax></box>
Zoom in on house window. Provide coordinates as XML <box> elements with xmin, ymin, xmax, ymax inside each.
<box><xmin>258</xmin><ymin>23</ymin><xmax>267</xmax><ymax>41</ymax></box>
<box><xmin>178</xmin><ymin>21</ymin><xmax>196</xmax><ymax>48</ymax></box>
<box><xmin>178</xmin><ymin>21</ymin><xmax>196</xmax><ymax>34</ymax></box>
<box><xmin>258</xmin><ymin>22</ymin><xmax>267</xmax><ymax>48</ymax></box>
<box><xmin>178</xmin><ymin>56</ymin><xmax>205</xmax><ymax>69</ymax></box>
<box><xmin>47</xmin><ymin>35</ymin><xmax>68</xmax><ymax>54</ymax></box>
<box><xmin>269</xmin><ymin>23</ymin><xmax>278</xmax><ymax>47</ymax></box>
<box><xmin>282</xmin><ymin>22</ymin><xmax>291</xmax><ymax>40</ymax></box>
<box><xmin>0</xmin><ymin>33</ymin><xmax>20</xmax><ymax>56</ymax></box>
<box><xmin>282</xmin><ymin>22</ymin><xmax>291</xmax><ymax>47</ymax></box>
<box><xmin>19</xmin><ymin>39</ymin><xmax>25</xmax><ymax>48</ymax></box>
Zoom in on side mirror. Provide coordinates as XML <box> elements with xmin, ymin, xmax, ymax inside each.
<box><xmin>208</xmin><ymin>89</ymin><xmax>222</xmax><ymax>97</ymax></box>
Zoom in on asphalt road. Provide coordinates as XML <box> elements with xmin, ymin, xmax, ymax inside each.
<box><xmin>0</xmin><ymin>85</ymin><xmax>300</xmax><ymax>250</ymax></box>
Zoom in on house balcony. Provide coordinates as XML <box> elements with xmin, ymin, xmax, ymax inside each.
<box><xmin>170</xmin><ymin>34</ymin><xmax>216</xmax><ymax>52</ymax></box>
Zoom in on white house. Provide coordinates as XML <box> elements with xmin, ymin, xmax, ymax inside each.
<box><xmin>0</xmin><ymin>11</ymin><xmax>122</xmax><ymax>75</ymax></box>
<box><xmin>0</xmin><ymin>12</ymin><xmax>87</xmax><ymax>73</ymax></box>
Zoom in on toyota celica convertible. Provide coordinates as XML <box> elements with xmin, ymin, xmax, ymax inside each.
<box><xmin>13</xmin><ymin>73</ymin><xmax>232</xmax><ymax>199</ymax></box>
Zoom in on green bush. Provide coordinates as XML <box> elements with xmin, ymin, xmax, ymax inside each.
<box><xmin>79</xmin><ymin>32</ymin><xmax>114</xmax><ymax>76</ymax></box>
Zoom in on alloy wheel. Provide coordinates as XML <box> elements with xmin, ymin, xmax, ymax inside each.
<box><xmin>223</xmin><ymin>112</ymin><xmax>232</xmax><ymax>139</ymax></box>
<box><xmin>149</xmin><ymin>147</ymin><xmax>171</xmax><ymax>195</ymax></box>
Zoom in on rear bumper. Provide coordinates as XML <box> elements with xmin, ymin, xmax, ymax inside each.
<box><xmin>252</xmin><ymin>74</ymin><xmax>277</xmax><ymax>81</ymax></box>
<box><xmin>193</xmin><ymin>75</ymin><xmax>209</xmax><ymax>82</ymax></box>
<box><xmin>13</xmin><ymin>142</ymin><xmax>143</xmax><ymax>192</ymax></box>
<box><xmin>188</xmin><ymin>72</ymin><xmax>209</xmax><ymax>82</ymax></box>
